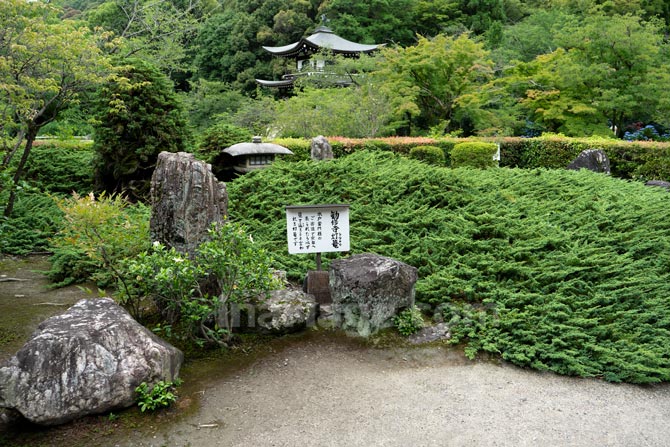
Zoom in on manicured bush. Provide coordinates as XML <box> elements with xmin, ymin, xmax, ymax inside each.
<box><xmin>0</xmin><ymin>193</ymin><xmax>62</xmax><ymax>255</ymax></box>
<box><xmin>228</xmin><ymin>151</ymin><xmax>670</xmax><ymax>383</ymax></box>
<box><xmin>22</xmin><ymin>141</ymin><xmax>94</xmax><ymax>194</ymax></box>
<box><xmin>409</xmin><ymin>145</ymin><xmax>446</xmax><ymax>166</ymax></box>
<box><xmin>451</xmin><ymin>142</ymin><xmax>498</xmax><ymax>168</ymax></box>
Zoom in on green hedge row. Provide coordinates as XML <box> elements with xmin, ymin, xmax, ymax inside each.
<box><xmin>20</xmin><ymin>140</ymin><xmax>95</xmax><ymax>194</ymax></box>
<box><xmin>272</xmin><ymin>136</ymin><xmax>670</xmax><ymax>181</ymax></box>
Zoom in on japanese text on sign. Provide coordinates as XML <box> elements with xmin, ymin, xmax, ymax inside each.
<box><xmin>286</xmin><ymin>204</ymin><xmax>350</xmax><ymax>254</ymax></box>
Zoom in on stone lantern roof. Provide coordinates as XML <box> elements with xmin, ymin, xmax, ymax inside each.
<box><xmin>222</xmin><ymin>136</ymin><xmax>293</xmax><ymax>157</ymax></box>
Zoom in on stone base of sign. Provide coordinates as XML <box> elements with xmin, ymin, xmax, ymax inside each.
<box><xmin>306</xmin><ymin>270</ymin><xmax>331</xmax><ymax>305</ymax></box>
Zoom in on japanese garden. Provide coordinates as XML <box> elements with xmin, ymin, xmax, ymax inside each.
<box><xmin>2</xmin><ymin>0</ymin><xmax>670</xmax><ymax>445</ymax></box>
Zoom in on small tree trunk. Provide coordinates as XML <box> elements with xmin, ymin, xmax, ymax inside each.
<box><xmin>2</xmin><ymin>128</ymin><xmax>26</xmax><ymax>168</ymax></box>
<box><xmin>4</xmin><ymin>127</ymin><xmax>37</xmax><ymax>217</ymax></box>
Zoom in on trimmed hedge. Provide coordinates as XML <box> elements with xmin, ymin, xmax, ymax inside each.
<box><xmin>451</xmin><ymin>142</ymin><xmax>498</xmax><ymax>169</ymax></box>
<box><xmin>271</xmin><ymin>136</ymin><xmax>670</xmax><ymax>181</ymax></box>
<box><xmin>21</xmin><ymin>140</ymin><xmax>95</xmax><ymax>194</ymax></box>
<box><xmin>409</xmin><ymin>145</ymin><xmax>446</xmax><ymax>166</ymax></box>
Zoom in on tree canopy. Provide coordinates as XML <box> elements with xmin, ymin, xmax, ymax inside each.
<box><xmin>0</xmin><ymin>0</ymin><xmax>109</xmax><ymax>216</ymax></box>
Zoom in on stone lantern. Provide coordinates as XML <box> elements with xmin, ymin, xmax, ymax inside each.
<box><xmin>222</xmin><ymin>136</ymin><xmax>293</xmax><ymax>174</ymax></box>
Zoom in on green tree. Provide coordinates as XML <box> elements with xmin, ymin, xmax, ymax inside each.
<box><xmin>317</xmin><ymin>0</ymin><xmax>415</xmax><ymax>46</ymax></box>
<box><xmin>85</xmin><ymin>0</ymin><xmax>215</xmax><ymax>77</ymax></box>
<box><xmin>274</xmin><ymin>84</ymin><xmax>396</xmax><ymax>138</ymax></box>
<box><xmin>195</xmin><ymin>0</ymin><xmax>320</xmax><ymax>94</ymax></box>
<box><xmin>92</xmin><ymin>59</ymin><xmax>191</xmax><ymax>201</ymax></box>
<box><xmin>378</xmin><ymin>34</ymin><xmax>494</xmax><ymax>135</ymax></box>
<box><xmin>410</xmin><ymin>0</ymin><xmax>463</xmax><ymax>38</ymax></box>
<box><xmin>509</xmin><ymin>13</ymin><xmax>670</xmax><ymax>137</ymax></box>
<box><xmin>459</xmin><ymin>0</ymin><xmax>506</xmax><ymax>35</ymax></box>
<box><xmin>0</xmin><ymin>0</ymin><xmax>109</xmax><ymax>217</ymax></box>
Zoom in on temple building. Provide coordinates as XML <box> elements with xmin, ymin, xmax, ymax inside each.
<box><xmin>255</xmin><ymin>26</ymin><xmax>384</xmax><ymax>89</ymax></box>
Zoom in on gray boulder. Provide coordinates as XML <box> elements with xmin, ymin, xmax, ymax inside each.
<box><xmin>0</xmin><ymin>298</ymin><xmax>183</xmax><ymax>425</ymax></box>
<box><xmin>645</xmin><ymin>180</ymin><xmax>670</xmax><ymax>190</ymax></box>
<box><xmin>566</xmin><ymin>149</ymin><xmax>610</xmax><ymax>174</ymax></box>
<box><xmin>150</xmin><ymin>151</ymin><xmax>227</xmax><ymax>257</ymax></box>
<box><xmin>310</xmin><ymin>135</ymin><xmax>334</xmax><ymax>161</ymax></box>
<box><xmin>256</xmin><ymin>289</ymin><xmax>317</xmax><ymax>334</ymax></box>
<box><xmin>330</xmin><ymin>253</ymin><xmax>418</xmax><ymax>337</ymax></box>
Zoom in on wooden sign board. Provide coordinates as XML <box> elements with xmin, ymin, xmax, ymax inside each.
<box><xmin>286</xmin><ymin>204</ymin><xmax>350</xmax><ymax>254</ymax></box>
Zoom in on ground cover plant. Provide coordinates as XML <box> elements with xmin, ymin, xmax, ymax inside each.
<box><xmin>228</xmin><ymin>151</ymin><xmax>670</xmax><ymax>383</ymax></box>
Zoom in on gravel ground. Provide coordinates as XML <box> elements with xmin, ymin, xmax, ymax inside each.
<box><xmin>117</xmin><ymin>333</ymin><xmax>670</xmax><ymax>447</ymax></box>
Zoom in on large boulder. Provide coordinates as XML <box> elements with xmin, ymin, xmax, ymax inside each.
<box><xmin>0</xmin><ymin>298</ymin><xmax>183</xmax><ymax>426</ymax></box>
<box><xmin>566</xmin><ymin>149</ymin><xmax>610</xmax><ymax>174</ymax></box>
<box><xmin>256</xmin><ymin>289</ymin><xmax>317</xmax><ymax>334</ymax></box>
<box><xmin>150</xmin><ymin>151</ymin><xmax>227</xmax><ymax>256</ymax></box>
<box><xmin>310</xmin><ymin>135</ymin><xmax>334</xmax><ymax>161</ymax></box>
<box><xmin>330</xmin><ymin>253</ymin><xmax>418</xmax><ymax>337</ymax></box>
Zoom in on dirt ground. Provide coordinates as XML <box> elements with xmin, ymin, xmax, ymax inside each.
<box><xmin>109</xmin><ymin>332</ymin><xmax>670</xmax><ymax>447</ymax></box>
<box><xmin>3</xmin><ymin>257</ymin><xmax>670</xmax><ymax>447</ymax></box>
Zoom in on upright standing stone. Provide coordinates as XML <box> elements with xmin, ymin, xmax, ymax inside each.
<box><xmin>150</xmin><ymin>151</ymin><xmax>227</xmax><ymax>256</ymax></box>
<box><xmin>566</xmin><ymin>149</ymin><xmax>610</xmax><ymax>174</ymax></box>
<box><xmin>330</xmin><ymin>253</ymin><xmax>418</xmax><ymax>337</ymax></box>
<box><xmin>310</xmin><ymin>135</ymin><xmax>334</xmax><ymax>161</ymax></box>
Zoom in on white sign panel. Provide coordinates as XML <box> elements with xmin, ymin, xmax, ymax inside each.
<box><xmin>286</xmin><ymin>204</ymin><xmax>350</xmax><ymax>254</ymax></box>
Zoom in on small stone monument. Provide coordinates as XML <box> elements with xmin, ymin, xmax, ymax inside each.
<box><xmin>150</xmin><ymin>151</ymin><xmax>227</xmax><ymax>256</ymax></box>
<box><xmin>566</xmin><ymin>149</ymin><xmax>610</xmax><ymax>174</ymax></box>
<box><xmin>310</xmin><ymin>135</ymin><xmax>334</xmax><ymax>161</ymax></box>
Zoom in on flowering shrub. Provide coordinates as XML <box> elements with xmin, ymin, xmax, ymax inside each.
<box><xmin>623</xmin><ymin>124</ymin><xmax>670</xmax><ymax>142</ymax></box>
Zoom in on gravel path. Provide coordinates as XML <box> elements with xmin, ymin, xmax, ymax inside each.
<box><xmin>119</xmin><ymin>333</ymin><xmax>670</xmax><ymax>447</ymax></box>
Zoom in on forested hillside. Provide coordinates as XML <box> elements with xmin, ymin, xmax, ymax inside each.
<box><xmin>20</xmin><ymin>0</ymin><xmax>670</xmax><ymax>139</ymax></box>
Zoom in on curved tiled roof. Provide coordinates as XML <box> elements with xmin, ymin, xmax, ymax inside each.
<box><xmin>262</xmin><ymin>26</ymin><xmax>382</xmax><ymax>57</ymax></box>
<box><xmin>223</xmin><ymin>137</ymin><xmax>293</xmax><ymax>157</ymax></box>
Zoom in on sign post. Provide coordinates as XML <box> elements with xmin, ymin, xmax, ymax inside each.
<box><xmin>286</xmin><ymin>204</ymin><xmax>350</xmax><ymax>304</ymax></box>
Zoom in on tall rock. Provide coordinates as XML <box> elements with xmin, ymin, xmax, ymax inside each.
<box><xmin>150</xmin><ymin>151</ymin><xmax>227</xmax><ymax>256</ymax></box>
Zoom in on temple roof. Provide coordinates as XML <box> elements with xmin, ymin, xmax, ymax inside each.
<box><xmin>262</xmin><ymin>26</ymin><xmax>383</xmax><ymax>58</ymax></box>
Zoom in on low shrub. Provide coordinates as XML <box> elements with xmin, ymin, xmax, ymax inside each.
<box><xmin>228</xmin><ymin>151</ymin><xmax>670</xmax><ymax>383</ymax></box>
<box><xmin>121</xmin><ymin>223</ymin><xmax>282</xmax><ymax>346</ymax></box>
<box><xmin>451</xmin><ymin>142</ymin><xmax>498</xmax><ymax>168</ymax></box>
<box><xmin>135</xmin><ymin>378</ymin><xmax>183</xmax><ymax>412</ymax></box>
<box><xmin>49</xmin><ymin>193</ymin><xmax>150</xmax><ymax>291</ymax></box>
<box><xmin>0</xmin><ymin>192</ymin><xmax>63</xmax><ymax>255</ymax></box>
<box><xmin>393</xmin><ymin>306</ymin><xmax>425</xmax><ymax>336</ymax></box>
<box><xmin>409</xmin><ymin>145</ymin><xmax>446</xmax><ymax>166</ymax></box>
<box><xmin>23</xmin><ymin>141</ymin><xmax>95</xmax><ymax>194</ymax></box>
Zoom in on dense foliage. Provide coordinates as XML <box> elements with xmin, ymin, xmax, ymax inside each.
<box><xmin>451</xmin><ymin>142</ymin><xmax>498</xmax><ymax>168</ymax></box>
<box><xmin>92</xmin><ymin>59</ymin><xmax>191</xmax><ymax>201</ymax></box>
<box><xmin>229</xmin><ymin>151</ymin><xmax>670</xmax><ymax>383</ymax></box>
<box><xmin>49</xmin><ymin>192</ymin><xmax>150</xmax><ymax>288</ymax></box>
<box><xmin>123</xmin><ymin>223</ymin><xmax>280</xmax><ymax>346</ymax></box>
